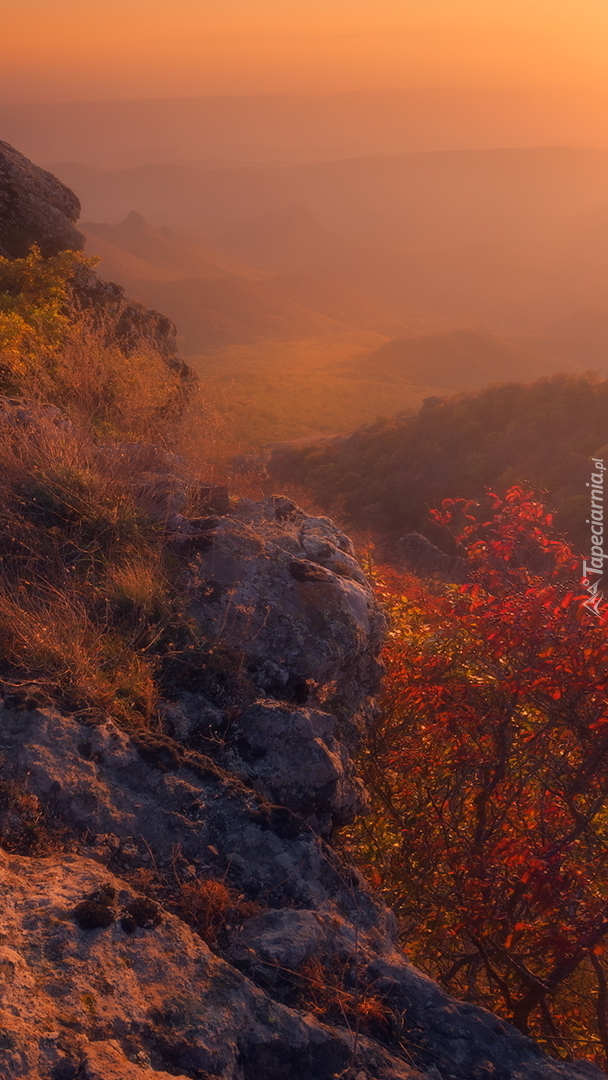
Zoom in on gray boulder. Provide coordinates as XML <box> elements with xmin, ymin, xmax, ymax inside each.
<box><xmin>220</xmin><ymin>700</ymin><xmax>368</xmax><ymax>830</ymax></box>
<box><xmin>0</xmin><ymin>139</ymin><xmax>83</xmax><ymax>258</ymax></box>
<box><xmin>179</xmin><ymin>495</ymin><xmax>386</xmax><ymax>741</ymax></box>
<box><xmin>398</xmin><ymin>531</ymin><xmax>468</xmax><ymax>583</ymax></box>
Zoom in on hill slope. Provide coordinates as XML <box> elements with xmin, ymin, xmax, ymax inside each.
<box><xmin>269</xmin><ymin>372</ymin><xmax>608</xmax><ymax>549</ymax></box>
<box><xmin>2</xmin><ymin>140</ymin><xmax>602</xmax><ymax>1080</ymax></box>
<box><xmin>339</xmin><ymin>328</ymin><xmax>583</xmax><ymax>391</ymax></box>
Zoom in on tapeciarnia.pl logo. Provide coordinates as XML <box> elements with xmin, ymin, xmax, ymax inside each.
<box><xmin>582</xmin><ymin>458</ymin><xmax>606</xmax><ymax>617</ymax></box>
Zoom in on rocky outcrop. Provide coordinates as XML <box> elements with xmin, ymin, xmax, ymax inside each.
<box><xmin>0</xmin><ymin>141</ymin><xmax>192</xmax><ymax>379</ymax></box>
<box><xmin>0</xmin><ymin>851</ymin><xmax>420</xmax><ymax>1080</ymax></box>
<box><xmin>0</xmin><ymin>701</ymin><xmax>602</xmax><ymax>1079</ymax></box>
<box><xmin>0</xmin><ymin>492</ymin><xmax>603</xmax><ymax>1080</ymax></box>
<box><xmin>397</xmin><ymin>531</ymin><xmax>468</xmax><ymax>583</ymax></box>
<box><xmin>72</xmin><ymin>266</ymin><xmax>193</xmax><ymax>377</ymax></box>
<box><xmin>175</xmin><ymin>495</ymin><xmax>384</xmax><ymax>740</ymax></box>
<box><xmin>4</xmin><ymin>842</ymin><xmax>596</xmax><ymax>1080</ymax></box>
<box><xmin>0</xmin><ymin>140</ymin><xmax>83</xmax><ymax>259</ymax></box>
<box><xmin>217</xmin><ymin>701</ymin><xmax>368</xmax><ymax>830</ymax></box>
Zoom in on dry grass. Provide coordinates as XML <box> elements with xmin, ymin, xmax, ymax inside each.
<box><xmin>126</xmin><ymin>862</ymin><xmax>261</xmax><ymax>948</ymax></box>
<box><xmin>0</xmin><ymin>294</ymin><xmax>198</xmax><ymax>725</ymax></box>
<box><xmin>51</xmin><ymin>312</ymin><xmax>186</xmax><ymax>441</ymax></box>
<box><xmin>0</xmin><ymin>584</ymin><xmax>155</xmax><ymax>722</ymax></box>
<box><xmin>170</xmin><ymin>877</ymin><xmax>260</xmax><ymax>945</ymax></box>
<box><xmin>0</xmin><ymin>326</ymin><xmax>256</xmax><ymax>725</ymax></box>
<box><xmin>0</xmin><ymin>763</ymin><xmax>70</xmax><ymax>856</ymax></box>
<box><xmin>293</xmin><ymin>955</ymin><xmax>392</xmax><ymax>1034</ymax></box>
<box><xmin>0</xmin><ymin>247</ymin><xmax>186</xmax><ymax>446</ymax></box>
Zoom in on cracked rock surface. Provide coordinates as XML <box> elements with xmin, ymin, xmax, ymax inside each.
<box><xmin>0</xmin><ymin>493</ymin><xmax>604</xmax><ymax>1080</ymax></box>
<box><xmin>180</xmin><ymin>495</ymin><xmax>386</xmax><ymax>741</ymax></box>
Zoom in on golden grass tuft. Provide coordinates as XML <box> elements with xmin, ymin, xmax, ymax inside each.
<box><xmin>0</xmin><ymin>279</ymin><xmax>191</xmax><ymax>725</ymax></box>
<box><xmin>126</xmin><ymin>863</ymin><xmax>261</xmax><ymax>947</ymax></box>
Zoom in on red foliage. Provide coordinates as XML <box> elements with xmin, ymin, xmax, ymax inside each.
<box><xmin>353</xmin><ymin>488</ymin><xmax>608</xmax><ymax>1064</ymax></box>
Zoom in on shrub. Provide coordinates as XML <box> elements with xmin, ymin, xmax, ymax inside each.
<box><xmin>346</xmin><ymin>488</ymin><xmax>608</xmax><ymax>1065</ymax></box>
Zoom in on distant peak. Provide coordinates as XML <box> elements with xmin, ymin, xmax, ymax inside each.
<box><xmin>122</xmin><ymin>210</ymin><xmax>147</xmax><ymax>229</ymax></box>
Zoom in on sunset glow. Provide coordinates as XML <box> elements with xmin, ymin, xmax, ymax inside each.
<box><xmin>2</xmin><ymin>0</ymin><xmax>608</xmax><ymax>102</ymax></box>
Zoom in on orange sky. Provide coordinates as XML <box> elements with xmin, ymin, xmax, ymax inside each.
<box><xmin>1</xmin><ymin>0</ymin><xmax>608</xmax><ymax>103</ymax></box>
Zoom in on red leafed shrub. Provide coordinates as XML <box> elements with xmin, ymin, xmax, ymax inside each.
<box><xmin>348</xmin><ymin>487</ymin><xmax>608</xmax><ymax>1064</ymax></box>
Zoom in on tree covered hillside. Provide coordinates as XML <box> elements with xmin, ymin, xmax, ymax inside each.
<box><xmin>270</xmin><ymin>372</ymin><xmax>608</xmax><ymax>549</ymax></box>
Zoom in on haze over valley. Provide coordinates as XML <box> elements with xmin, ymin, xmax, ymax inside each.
<box><xmin>5</xmin><ymin>92</ymin><xmax>608</xmax><ymax>453</ymax></box>
<box><xmin>36</xmin><ymin>122</ymin><xmax>606</xmax><ymax>447</ymax></box>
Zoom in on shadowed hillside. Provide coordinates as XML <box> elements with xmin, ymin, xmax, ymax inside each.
<box><xmin>339</xmin><ymin>328</ymin><xmax>583</xmax><ymax>392</ymax></box>
<box><xmin>268</xmin><ymin>372</ymin><xmax>608</xmax><ymax>550</ymax></box>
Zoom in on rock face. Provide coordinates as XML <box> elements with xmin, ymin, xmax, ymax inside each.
<box><xmin>218</xmin><ymin>701</ymin><xmax>368</xmax><ymax>830</ymax></box>
<box><xmin>397</xmin><ymin>531</ymin><xmax>468</xmax><ymax>583</ymax></box>
<box><xmin>0</xmin><ymin>851</ymin><xmax>420</xmax><ymax>1080</ymax></box>
<box><xmin>73</xmin><ymin>266</ymin><xmax>193</xmax><ymax>376</ymax></box>
<box><xmin>0</xmin><ymin>493</ymin><xmax>604</xmax><ymax>1080</ymax></box>
<box><xmin>0</xmin><ymin>141</ymin><xmax>192</xmax><ymax>378</ymax></box>
<box><xmin>0</xmin><ymin>140</ymin><xmax>84</xmax><ymax>259</ymax></box>
<box><xmin>178</xmin><ymin>495</ymin><xmax>385</xmax><ymax>738</ymax></box>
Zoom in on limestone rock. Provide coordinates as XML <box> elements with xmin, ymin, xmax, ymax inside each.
<box><xmin>0</xmin><ymin>701</ymin><xmax>603</xmax><ymax>1079</ymax></box>
<box><xmin>0</xmin><ymin>704</ymin><xmax>374</xmax><ymax>912</ymax></box>
<box><xmin>0</xmin><ymin>851</ymin><xmax>421</xmax><ymax>1080</ymax></box>
<box><xmin>0</xmin><ymin>140</ymin><xmax>83</xmax><ymax>259</ymax></box>
<box><xmin>227</xmin><ymin>907</ymin><xmax>360</xmax><ymax>980</ymax></box>
<box><xmin>0</xmin><ymin>394</ymin><xmax>73</xmax><ymax>435</ymax></box>
<box><xmin>220</xmin><ymin>700</ymin><xmax>368</xmax><ymax>829</ymax></box>
<box><xmin>397</xmin><ymin>531</ymin><xmax>468</xmax><ymax>583</ymax></box>
<box><xmin>180</xmin><ymin>495</ymin><xmax>386</xmax><ymax>737</ymax></box>
<box><xmin>230</xmin><ymin>908</ymin><xmax>327</xmax><ymax>971</ymax></box>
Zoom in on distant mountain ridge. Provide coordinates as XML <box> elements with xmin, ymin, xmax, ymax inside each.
<box><xmin>83</xmin><ymin>211</ymin><xmax>409</xmax><ymax>351</ymax></box>
<box><xmin>5</xmin><ymin>88</ymin><xmax>608</xmax><ymax>168</ymax></box>
<box><xmin>53</xmin><ymin>147</ymin><xmax>608</xmax><ymax>324</ymax></box>
<box><xmin>340</xmin><ymin>328</ymin><xmax>583</xmax><ymax>391</ymax></box>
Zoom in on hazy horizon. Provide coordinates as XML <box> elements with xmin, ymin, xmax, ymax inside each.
<box><xmin>3</xmin><ymin>0</ymin><xmax>608</xmax><ymax>445</ymax></box>
<box><xmin>2</xmin><ymin>88</ymin><xmax>608</xmax><ymax>172</ymax></box>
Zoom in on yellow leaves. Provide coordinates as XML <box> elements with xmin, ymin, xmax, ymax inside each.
<box><xmin>0</xmin><ymin>309</ymin><xmax>28</xmax><ymax>349</ymax></box>
<box><xmin>0</xmin><ymin>247</ymin><xmax>99</xmax><ymax>394</ymax></box>
<box><xmin>0</xmin><ymin>245</ymin><xmax>97</xmax><ymax>308</ymax></box>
